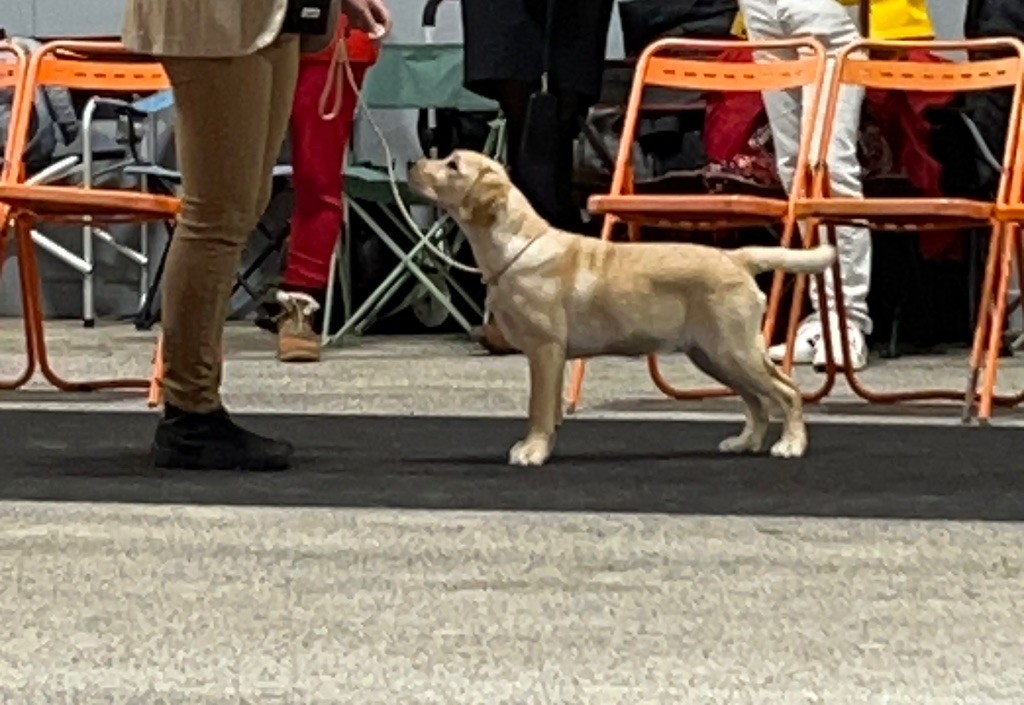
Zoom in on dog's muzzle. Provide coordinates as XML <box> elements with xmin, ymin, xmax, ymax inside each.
<box><xmin>407</xmin><ymin>160</ymin><xmax>427</xmax><ymax>189</ymax></box>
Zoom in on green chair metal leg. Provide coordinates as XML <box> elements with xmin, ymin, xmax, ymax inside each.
<box><xmin>326</xmin><ymin>201</ymin><xmax>474</xmax><ymax>342</ymax></box>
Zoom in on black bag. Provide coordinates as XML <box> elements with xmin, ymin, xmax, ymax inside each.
<box><xmin>959</xmin><ymin>0</ymin><xmax>1024</xmax><ymax>198</ymax></box>
<box><xmin>518</xmin><ymin>0</ymin><xmax>561</xmax><ymax>202</ymax></box>
<box><xmin>0</xmin><ymin>36</ymin><xmax>80</xmax><ymax>177</ymax></box>
<box><xmin>283</xmin><ymin>0</ymin><xmax>339</xmax><ymax>54</ymax></box>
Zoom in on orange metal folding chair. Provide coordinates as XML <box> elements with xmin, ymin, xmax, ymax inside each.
<box><xmin>565</xmin><ymin>37</ymin><xmax>829</xmax><ymax>413</ymax></box>
<box><xmin>0</xmin><ymin>40</ymin><xmax>179</xmax><ymax>392</ymax></box>
<box><xmin>788</xmin><ymin>38</ymin><xmax>1024</xmax><ymax>418</ymax></box>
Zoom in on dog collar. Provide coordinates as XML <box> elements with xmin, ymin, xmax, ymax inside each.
<box><xmin>482</xmin><ymin>234</ymin><xmax>546</xmax><ymax>287</ymax></box>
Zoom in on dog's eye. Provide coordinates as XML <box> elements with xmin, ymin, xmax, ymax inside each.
<box><xmin>446</xmin><ymin>158</ymin><xmax>459</xmax><ymax>172</ymax></box>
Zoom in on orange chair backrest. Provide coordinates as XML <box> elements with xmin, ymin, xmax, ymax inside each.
<box><xmin>5</xmin><ymin>40</ymin><xmax>169</xmax><ymax>184</ymax></box>
<box><xmin>840</xmin><ymin>53</ymin><xmax>1022</xmax><ymax>93</ymax></box>
<box><xmin>34</xmin><ymin>52</ymin><xmax>169</xmax><ymax>93</ymax></box>
<box><xmin>0</xmin><ymin>56</ymin><xmax>22</xmax><ymax>90</ymax></box>
<box><xmin>610</xmin><ymin>36</ymin><xmax>827</xmax><ymax>199</ymax></box>
<box><xmin>1</xmin><ymin>40</ymin><xmax>30</xmax><ymax>260</ymax></box>
<box><xmin>643</xmin><ymin>48</ymin><xmax>822</xmax><ymax>93</ymax></box>
<box><xmin>1</xmin><ymin>40</ymin><xmax>29</xmax><ymax>185</ymax></box>
<box><xmin>817</xmin><ymin>38</ymin><xmax>1024</xmax><ymax>206</ymax></box>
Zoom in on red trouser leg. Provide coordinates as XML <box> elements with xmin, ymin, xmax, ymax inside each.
<box><xmin>282</xmin><ymin>59</ymin><xmax>367</xmax><ymax>292</ymax></box>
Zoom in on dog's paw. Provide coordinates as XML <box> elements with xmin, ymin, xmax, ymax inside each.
<box><xmin>770</xmin><ymin>434</ymin><xmax>807</xmax><ymax>458</ymax></box>
<box><xmin>508</xmin><ymin>436</ymin><xmax>552</xmax><ymax>467</ymax></box>
<box><xmin>718</xmin><ymin>433</ymin><xmax>763</xmax><ymax>454</ymax></box>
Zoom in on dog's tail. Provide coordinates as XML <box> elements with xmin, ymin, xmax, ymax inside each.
<box><xmin>730</xmin><ymin>244</ymin><xmax>836</xmax><ymax>276</ymax></box>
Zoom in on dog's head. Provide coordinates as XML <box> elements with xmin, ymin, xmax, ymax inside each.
<box><xmin>408</xmin><ymin>150</ymin><xmax>512</xmax><ymax>228</ymax></box>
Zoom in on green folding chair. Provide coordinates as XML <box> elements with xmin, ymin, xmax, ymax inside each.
<box><xmin>323</xmin><ymin>41</ymin><xmax>505</xmax><ymax>344</ymax></box>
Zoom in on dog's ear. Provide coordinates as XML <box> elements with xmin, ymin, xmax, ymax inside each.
<box><xmin>461</xmin><ymin>167</ymin><xmax>511</xmax><ymax>228</ymax></box>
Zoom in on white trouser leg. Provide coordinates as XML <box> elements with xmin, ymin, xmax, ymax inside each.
<box><xmin>739</xmin><ymin>0</ymin><xmax>873</xmax><ymax>335</ymax></box>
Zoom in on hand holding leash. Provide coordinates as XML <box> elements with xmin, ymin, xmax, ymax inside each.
<box><xmin>342</xmin><ymin>0</ymin><xmax>393</xmax><ymax>39</ymax></box>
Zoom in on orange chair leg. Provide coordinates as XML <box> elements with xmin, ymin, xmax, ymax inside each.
<box><xmin>978</xmin><ymin>225</ymin><xmax>1018</xmax><ymax>420</ymax></box>
<box><xmin>0</xmin><ymin>218</ymin><xmax>39</xmax><ymax>391</ymax></box>
<box><xmin>777</xmin><ymin>221</ymin><xmax>836</xmax><ymax>403</ymax></box>
<box><xmin>1014</xmin><ymin>230</ymin><xmax>1024</xmax><ymax>323</ymax></box>
<box><xmin>148</xmin><ymin>333</ymin><xmax>165</xmax><ymax>409</ymax></box>
<box><xmin>647</xmin><ymin>354</ymin><xmax>736</xmax><ymax>400</ymax></box>
<box><xmin>781</xmin><ymin>270</ymin><xmax>808</xmax><ymax>376</ymax></box>
<box><xmin>763</xmin><ymin>216</ymin><xmax>801</xmax><ymax>345</ymax></box>
<box><xmin>822</xmin><ymin>219</ymin><xmax>1015</xmax><ymax>407</ymax></box>
<box><xmin>14</xmin><ymin>216</ymin><xmax>149</xmax><ymax>393</ymax></box>
<box><xmin>963</xmin><ymin>225</ymin><xmax>1005</xmax><ymax>420</ymax></box>
<box><xmin>565</xmin><ymin>359</ymin><xmax>586</xmax><ymax>415</ymax></box>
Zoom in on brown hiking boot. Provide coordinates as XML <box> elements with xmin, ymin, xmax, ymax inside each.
<box><xmin>276</xmin><ymin>290</ymin><xmax>322</xmax><ymax>363</ymax></box>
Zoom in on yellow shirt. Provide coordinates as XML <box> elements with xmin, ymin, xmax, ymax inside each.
<box><xmin>733</xmin><ymin>0</ymin><xmax>935</xmax><ymax>41</ymax></box>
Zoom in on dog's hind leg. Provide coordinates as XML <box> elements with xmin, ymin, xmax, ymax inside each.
<box><xmin>689</xmin><ymin>348</ymin><xmax>770</xmax><ymax>454</ymax></box>
<box><xmin>760</xmin><ymin>352</ymin><xmax>806</xmax><ymax>458</ymax></box>
<box><xmin>720</xmin><ymin>390</ymin><xmax>771</xmax><ymax>454</ymax></box>
<box><xmin>697</xmin><ymin>287</ymin><xmax>806</xmax><ymax>458</ymax></box>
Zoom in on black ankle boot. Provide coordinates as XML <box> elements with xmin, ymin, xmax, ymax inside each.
<box><xmin>152</xmin><ymin>405</ymin><xmax>293</xmax><ymax>471</ymax></box>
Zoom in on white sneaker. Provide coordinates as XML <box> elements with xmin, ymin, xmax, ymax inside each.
<box><xmin>768</xmin><ymin>319</ymin><xmax>822</xmax><ymax>365</ymax></box>
<box><xmin>813</xmin><ymin>324</ymin><xmax>868</xmax><ymax>372</ymax></box>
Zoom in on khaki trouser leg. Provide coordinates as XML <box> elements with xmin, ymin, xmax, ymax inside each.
<box><xmin>160</xmin><ymin>36</ymin><xmax>300</xmax><ymax>412</ymax></box>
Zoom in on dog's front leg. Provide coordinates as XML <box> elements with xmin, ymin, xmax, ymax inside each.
<box><xmin>509</xmin><ymin>342</ymin><xmax>565</xmax><ymax>467</ymax></box>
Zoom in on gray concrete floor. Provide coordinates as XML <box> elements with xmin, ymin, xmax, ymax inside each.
<box><xmin>1</xmin><ymin>319</ymin><xmax>1024</xmax><ymax>703</ymax></box>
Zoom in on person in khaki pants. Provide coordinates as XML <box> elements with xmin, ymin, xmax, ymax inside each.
<box><xmin>123</xmin><ymin>0</ymin><xmax>390</xmax><ymax>471</ymax></box>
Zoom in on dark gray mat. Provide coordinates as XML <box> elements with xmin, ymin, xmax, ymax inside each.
<box><xmin>1</xmin><ymin>410</ymin><xmax>1022</xmax><ymax>521</ymax></box>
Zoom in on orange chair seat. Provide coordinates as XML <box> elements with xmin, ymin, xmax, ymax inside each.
<box><xmin>588</xmin><ymin>194</ymin><xmax>789</xmax><ymax>228</ymax></box>
<box><xmin>794</xmin><ymin>197</ymin><xmax>993</xmax><ymax>230</ymax></box>
<box><xmin>0</xmin><ymin>183</ymin><xmax>180</xmax><ymax>223</ymax></box>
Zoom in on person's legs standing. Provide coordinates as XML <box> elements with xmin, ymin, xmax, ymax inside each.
<box><xmin>154</xmin><ymin>35</ymin><xmax>300</xmax><ymax>470</ymax></box>
<box><xmin>275</xmin><ymin>57</ymin><xmax>367</xmax><ymax>362</ymax></box>
<box><xmin>462</xmin><ymin>0</ymin><xmax>613</xmax><ymax>354</ymax></box>
<box><xmin>467</xmin><ymin>81</ymin><xmax>591</xmax><ymax>354</ymax></box>
<box><xmin>739</xmin><ymin>0</ymin><xmax>803</xmax><ymax>187</ymax></box>
<box><xmin>742</xmin><ymin>0</ymin><xmax>871</xmax><ymax>369</ymax></box>
<box><xmin>739</xmin><ymin>0</ymin><xmax>824</xmax><ymax>362</ymax></box>
<box><xmin>780</xmin><ymin>0</ymin><xmax>871</xmax><ymax>370</ymax></box>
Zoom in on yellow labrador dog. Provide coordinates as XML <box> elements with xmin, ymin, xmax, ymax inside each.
<box><xmin>409</xmin><ymin>150</ymin><xmax>835</xmax><ymax>467</ymax></box>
